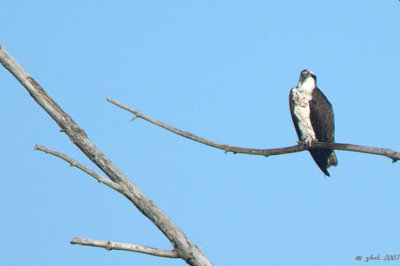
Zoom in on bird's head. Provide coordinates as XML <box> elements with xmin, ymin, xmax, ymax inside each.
<box><xmin>298</xmin><ymin>69</ymin><xmax>317</xmax><ymax>89</ymax></box>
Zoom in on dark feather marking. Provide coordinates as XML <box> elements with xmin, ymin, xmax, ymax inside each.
<box><xmin>309</xmin><ymin>88</ymin><xmax>337</xmax><ymax>176</ymax></box>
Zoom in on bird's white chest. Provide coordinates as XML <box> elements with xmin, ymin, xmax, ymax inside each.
<box><xmin>292</xmin><ymin>87</ymin><xmax>316</xmax><ymax>142</ymax></box>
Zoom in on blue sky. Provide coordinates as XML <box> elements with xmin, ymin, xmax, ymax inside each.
<box><xmin>1</xmin><ymin>1</ymin><xmax>399</xmax><ymax>265</ymax></box>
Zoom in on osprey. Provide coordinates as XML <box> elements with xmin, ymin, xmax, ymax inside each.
<box><xmin>289</xmin><ymin>69</ymin><xmax>338</xmax><ymax>176</ymax></box>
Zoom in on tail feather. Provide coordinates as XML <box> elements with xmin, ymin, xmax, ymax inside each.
<box><xmin>328</xmin><ymin>151</ymin><xmax>338</xmax><ymax>167</ymax></box>
<box><xmin>309</xmin><ymin>149</ymin><xmax>337</xmax><ymax>177</ymax></box>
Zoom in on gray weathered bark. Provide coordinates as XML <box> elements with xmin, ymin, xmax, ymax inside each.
<box><xmin>0</xmin><ymin>45</ymin><xmax>212</xmax><ymax>266</ymax></box>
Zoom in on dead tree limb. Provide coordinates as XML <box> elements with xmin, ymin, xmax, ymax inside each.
<box><xmin>70</xmin><ymin>237</ymin><xmax>178</xmax><ymax>258</ymax></box>
<box><xmin>107</xmin><ymin>97</ymin><xmax>400</xmax><ymax>163</ymax></box>
<box><xmin>0</xmin><ymin>45</ymin><xmax>212</xmax><ymax>266</ymax></box>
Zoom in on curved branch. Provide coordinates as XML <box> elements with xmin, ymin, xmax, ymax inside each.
<box><xmin>71</xmin><ymin>237</ymin><xmax>178</xmax><ymax>258</ymax></box>
<box><xmin>0</xmin><ymin>45</ymin><xmax>211</xmax><ymax>266</ymax></box>
<box><xmin>107</xmin><ymin>97</ymin><xmax>400</xmax><ymax>162</ymax></box>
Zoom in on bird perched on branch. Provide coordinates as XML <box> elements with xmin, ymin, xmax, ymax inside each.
<box><xmin>289</xmin><ymin>69</ymin><xmax>338</xmax><ymax>176</ymax></box>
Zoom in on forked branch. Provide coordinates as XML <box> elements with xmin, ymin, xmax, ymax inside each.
<box><xmin>107</xmin><ymin>97</ymin><xmax>400</xmax><ymax>162</ymax></box>
<box><xmin>0</xmin><ymin>45</ymin><xmax>211</xmax><ymax>265</ymax></box>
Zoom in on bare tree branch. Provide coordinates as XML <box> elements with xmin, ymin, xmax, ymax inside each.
<box><xmin>70</xmin><ymin>237</ymin><xmax>178</xmax><ymax>258</ymax></box>
<box><xmin>107</xmin><ymin>97</ymin><xmax>400</xmax><ymax>162</ymax></box>
<box><xmin>0</xmin><ymin>45</ymin><xmax>211</xmax><ymax>266</ymax></box>
<box><xmin>34</xmin><ymin>144</ymin><xmax>123</xmax><ymax>192</ymax></box>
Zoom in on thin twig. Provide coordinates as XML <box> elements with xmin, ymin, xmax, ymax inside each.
<box><xmin>107</xmin><ymin>97</ymin><xmax>400</xmax><ymax>162</ymax></box>
<box><xmin>106</xmin><ymin>97</ymin><xmax>277</xmax><ymax>155</ymax></box>
<box><xmin>71</xmin><ymin>237</ymin><xmax>178</xmax><ymax>258</ymax></box>
<box><xmin>34</xmin><ymin>144</ymin><xmax>123</xmax><ymax>192</ymax></box>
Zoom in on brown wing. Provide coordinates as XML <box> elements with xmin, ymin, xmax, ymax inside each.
<box><xmin>309</xmin><ymin>87</ymin><xmax>338</xmax><ymax>176</ymax></box>
<box><xmin>309</xmin><ymin>88</ymin><xmax>335</xmax><ymax>142</ymax></box>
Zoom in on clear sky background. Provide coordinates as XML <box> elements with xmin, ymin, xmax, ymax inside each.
<box><xmin>1</xmin><ymin>1</ymin><xmax>399</xmax><ymax>265</ymax></box>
